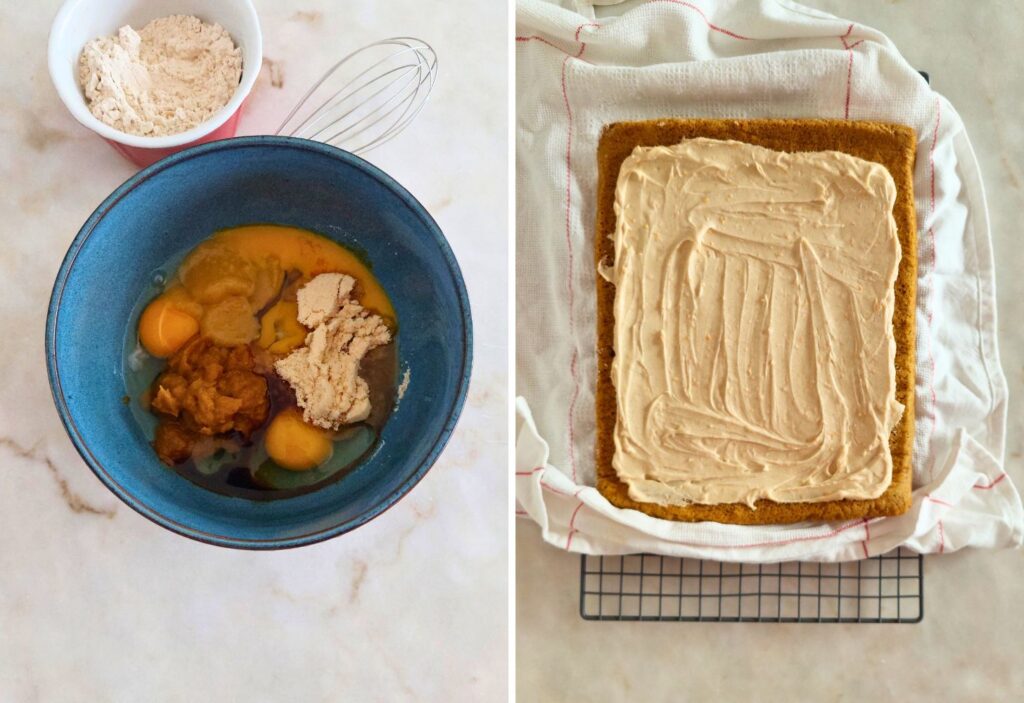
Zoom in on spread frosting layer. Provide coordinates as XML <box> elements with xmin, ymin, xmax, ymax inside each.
<box><xmin>609</xmin><ymin>138</ymin><xmax>903</xmax><ymax>507</ymax></box>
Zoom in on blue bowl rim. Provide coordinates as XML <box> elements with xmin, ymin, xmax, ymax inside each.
<box><xmin>45</xmin><ymin>135</ymin><xmax>473</xmax><ymax>550</ymax></box>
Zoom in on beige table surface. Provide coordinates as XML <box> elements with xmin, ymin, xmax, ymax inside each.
<box><xmin>517</xmin><ymin>1</ymin><xmax>1024</xmax><ymax>700</ymax></box>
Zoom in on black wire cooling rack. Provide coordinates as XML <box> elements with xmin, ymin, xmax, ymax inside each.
<box><xmin>580</xmin><ymin>548</ymin><xmax>923</xmax><ymax>623</ymax></box>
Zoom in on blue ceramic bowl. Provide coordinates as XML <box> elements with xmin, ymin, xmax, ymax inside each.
<box><xmin>46</xmin><ymin>137</ymin><xmax>472</xmax><ymax>549</ymax></box>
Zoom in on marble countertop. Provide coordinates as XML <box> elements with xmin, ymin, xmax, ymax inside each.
<box><xmin>0</xmin><ymin>1</ymin><xmax>506</xmax><ymax>700</ymax></box>
<box><xmin>517</xmin><ymin>1</ymin><xmax>1024</xmax><ymax>700</ymax></box>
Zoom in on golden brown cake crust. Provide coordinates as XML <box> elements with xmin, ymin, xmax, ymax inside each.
<box><xmin>594</xmin><ymin>119</ymin><xmax>917</xmax><ymax>524</ymax></box>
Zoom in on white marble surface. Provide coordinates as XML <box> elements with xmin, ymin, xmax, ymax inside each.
<box><xmin>517</xmin><ymin>1</ymin><xmax>1024</xmax><ymax>700</ymax></box>
<box><xmin>0</xmin><ymin>2</ymin><xmax>506</xmax><ymax>700</ymax></box>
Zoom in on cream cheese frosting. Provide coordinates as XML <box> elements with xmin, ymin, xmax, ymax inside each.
<box><xmin>609</xmin><ymin>138</ymin><xmax>903</xmax><ymax>507</ymax></box>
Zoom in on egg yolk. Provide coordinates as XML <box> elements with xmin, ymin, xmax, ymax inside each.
<box><xmin>138</xmin><ymin>297</ymin><xmax>200</xmax><ymax>358</ymax></box>
<box><xmin>265</xmin><ymin>408</ymin><xmax>333</xmax><ymax>471</ymax></box>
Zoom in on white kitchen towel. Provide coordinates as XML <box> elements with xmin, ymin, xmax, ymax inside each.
<box><xmin>515</xmin><ymin>0</ymin><xmax>1023</xmax><ymax>561</ymax></box>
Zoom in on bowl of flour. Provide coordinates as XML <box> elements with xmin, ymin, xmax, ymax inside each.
<box><xmin>48</xmin><ymin>0</ymin><xmax>261</xmax><ymax>166</ymax></box>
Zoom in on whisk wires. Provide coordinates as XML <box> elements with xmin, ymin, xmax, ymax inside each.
<box><xmin>277</xmin><ymin>37</ymin><xmax>437</xmax><ymax>155</ymax></box>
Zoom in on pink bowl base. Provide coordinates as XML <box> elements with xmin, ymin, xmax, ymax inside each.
<box><xmin>104</xmin><ymin>102</ymin><xmax>246</xmax><ymax>167</ymax></box>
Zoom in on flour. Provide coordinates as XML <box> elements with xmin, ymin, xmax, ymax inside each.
<box><xmin>78</xmin><ymin>15</ymin><xmax>242</xmax><ymax>137</ymax></box>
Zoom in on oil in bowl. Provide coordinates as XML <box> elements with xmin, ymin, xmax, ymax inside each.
<box><xmin>123</xmin><ymin>224</ymin><xmax>398</xmax><ymax>500</ymax></box>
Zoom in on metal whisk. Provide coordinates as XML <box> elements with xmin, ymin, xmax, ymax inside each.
<box><xmin>276</xmin><ymin>37</ymin><xmax>437</xmax><ymax>155</ymax></box>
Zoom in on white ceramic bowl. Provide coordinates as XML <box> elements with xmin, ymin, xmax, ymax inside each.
<box><xmin>48</xmin><ymin>0</ymin><xmax>262</xmax><ymax>166</ymax></box>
